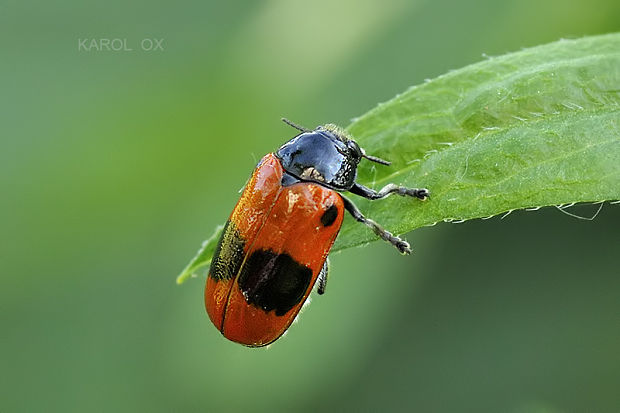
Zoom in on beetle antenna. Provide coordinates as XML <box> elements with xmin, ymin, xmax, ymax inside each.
<box><xmin>361</xmin><ymin>150</ymin><xmax>391</xmax><ymax>166</ymax></box>
<box><xmin>281</xmin><ymin>118</ymin><xmax>311</xmax><ymax>132</ymax></box>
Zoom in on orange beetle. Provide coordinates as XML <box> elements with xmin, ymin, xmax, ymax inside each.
<box><xmin>205</xmin><ymin>119</ymin><xmax>429</xmax><ymax>347</ymax></box>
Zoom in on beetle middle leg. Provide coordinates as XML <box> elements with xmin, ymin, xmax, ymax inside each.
<box><xmin>350</xmin><ymin>182</ymin><xmax>429</xmax><ymax>201</ymax></box>
<box><xmin>340</xmin><ymin>195</ymin><xmax>411</xmax><ymax>255</ymax></box>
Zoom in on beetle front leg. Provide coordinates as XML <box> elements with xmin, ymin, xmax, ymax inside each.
<box><xmin>350</xmin><ymin>182</ymin><xmax>429</xmax><ymax>201</ymax></box>
<box><xmin>340</xmin><ymin>195</ymin><xmax>411</xmax><ymax>255</ymax></box>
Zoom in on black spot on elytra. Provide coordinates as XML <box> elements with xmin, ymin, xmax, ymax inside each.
<box><xmin>209</xmin><ymin>220</ymin><xmax>246</xmax><ymax>281</ymax></box>
<box><xmin>320</xmin><ymin>204</ymin><xmax>338</xmax><ymax>227</ymax></box>
<box><xmin>238</xmin><ymin>249</ymin><xmax>312</xmax><ymax>316</ymax></box>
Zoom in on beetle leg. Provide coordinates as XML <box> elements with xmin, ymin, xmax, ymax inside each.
<box><xmin>350</xmin><ymin>182</ymin><xmax>429</xmax><ymax>201</ymax></box>
<box><xmin>317</xmin><ymin>258</ymin><xmax>329</xmax><ymax>295</ymax></box>
<box><xmin>340</xmin><ymin>195</ymin><xmax>411</xmax><ymax>255</ymax></box>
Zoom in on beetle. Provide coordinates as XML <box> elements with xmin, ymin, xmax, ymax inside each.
<box><xmin>205</xmin><ymin>119</ymin><xmax>429</xmax><ymax>347</ymax></box>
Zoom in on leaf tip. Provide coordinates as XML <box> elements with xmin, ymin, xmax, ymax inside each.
<box><xmin>176</xmin><ymin>271</ymin><xmax>190</xmax><ymax>285</ymax></box>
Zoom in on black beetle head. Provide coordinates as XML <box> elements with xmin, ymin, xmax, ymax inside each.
<box><xmin>275</xmin><ymin>121</ymin><xmax>389</xmax><ymax>191</ymax></box>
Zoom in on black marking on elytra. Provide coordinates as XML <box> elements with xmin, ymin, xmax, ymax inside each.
<box><xmin>320</xmin><ymin>204</ymin><xmax>338</xmax><ymax>227</ymax></box>
<box><xmin>209</xmin><ymin>220</ymin><xmax>246</xmax><ymax>281</ymax></box>
<box><xmin>238</xmin><ymin>249</ymin><xmax>312</xmax><ymax>316</ymax></box>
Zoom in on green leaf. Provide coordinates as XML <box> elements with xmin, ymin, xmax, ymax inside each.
<box><xmin>177</xmin><ymin>33</ymin><xmax>620</xmax><ymax>284</ymax></box>
<box><xmin>176</xmin><ymin>225</ymin><xmax>223</xmax><ymax>284</ymax></box>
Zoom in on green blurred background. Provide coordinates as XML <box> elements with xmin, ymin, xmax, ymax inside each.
<box><xmin>2</xmin><ymin>1</ymin><xmax>619</xmax><ymax>412</ymax></box>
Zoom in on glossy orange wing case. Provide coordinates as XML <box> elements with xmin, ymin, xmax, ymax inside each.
<box><xmin>205</xmin><ymin>153</ymin><xmax>344</xmax><ymax>346</ymax></box>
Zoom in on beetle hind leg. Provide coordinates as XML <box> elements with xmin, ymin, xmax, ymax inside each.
<box><xmin>340</xmin><ymin>196</ymin><xmax>411</xmax><ymax>255</ymax></box>
<box><xmin>317</xmin><ymin>258</ymin><xmax>329</xmax><ymax>295</ymax></box>
<box><xmin>351</xmin><ymin>182</ymin><xmax>429</xmax><ymax>201</ymax></box>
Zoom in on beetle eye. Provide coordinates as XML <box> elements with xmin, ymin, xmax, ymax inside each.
<box><xmin>347</xmin><ymin>140</ymin><xmax>362</xmax><ymax>159</ymax></box>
